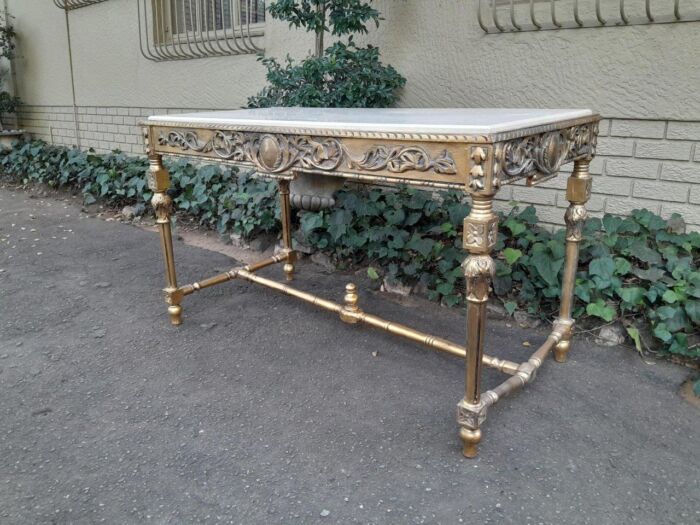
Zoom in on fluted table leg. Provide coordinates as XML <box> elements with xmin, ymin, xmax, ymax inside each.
<box><xmin>554</xmin><ymin>159</ymin><xmax>592</xmax><ymax>362</ymax></box>
<box><xmin>457</xmin><ymin>191</ymin><xmax>498</xmax><ymax>458</ymax></box>
<box><xmin>148</xmin><ymin>154</ymin><xmax>182</xmax><ymax>326</ymax></box>
<box><xmin>278</xmin><ymin>180</ymin><xmax>297</xmax><ymax>281</ymax></box>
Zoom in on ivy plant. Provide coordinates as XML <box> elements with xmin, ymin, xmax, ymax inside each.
<box><xmin>2</xmin><ymin>140</ymin><xmax>698</xmax><ymax>366</ymax></box>
<box><xmin>0</xmin><ymin>14</ymin><xmax>20</xmax><ymax>117</ymax></box>
<box><xmin>248</xmin><ymin>0</ymin><xmax>406</xmax><ymax>108</ymax></box>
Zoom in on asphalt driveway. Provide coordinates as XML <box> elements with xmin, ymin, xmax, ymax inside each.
<box><xmin>0</xmin><ymin>186</ymin><xmax>698</xmax><ymax>524</ymax></box>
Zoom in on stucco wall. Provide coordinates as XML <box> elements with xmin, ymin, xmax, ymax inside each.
<box><xmin>6</xmin><ymin>0</ymin><xmax>700</xmax><ymax>230</ymax></box>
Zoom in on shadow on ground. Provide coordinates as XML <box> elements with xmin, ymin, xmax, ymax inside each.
<box><xmin>0</xmin><ymin>187</ymin><xmax>698</xmax><ymax>524</ymax></box>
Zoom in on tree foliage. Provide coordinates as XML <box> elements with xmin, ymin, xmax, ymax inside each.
<box><xmin>248</xmin><ymin>0</ymin><xmax>405</xmax><ymax>108</ymax></box>
<box><xmin>0</xmin><ymin>14</ymin><xmax>20</xmax><ymax>115</ymax></box>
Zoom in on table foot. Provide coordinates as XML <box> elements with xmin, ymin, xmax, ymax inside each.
<box><xmin>168</xmin><ymin>304</ymin><xmax>183</xmax><ymax>326</ymax></box>
<box><xmin>554</xmin><ymin>339</ymin><xmax>570</xmax><ymax>363</ymax></box>
<box><xmin>283</xmin><ymin>262</ymin><xmax>295</xmax><ymax>282</ymax></box>
<box><xmin>460</xmin><ymin>428</ymin><xmax>481</xmax><ymax>458</ymax></box>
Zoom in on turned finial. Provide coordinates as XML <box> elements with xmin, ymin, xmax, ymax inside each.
<box><xmin>340</xmin><ymin>283</ymin><xmax>361</xmax><ymax>324</ymax></box>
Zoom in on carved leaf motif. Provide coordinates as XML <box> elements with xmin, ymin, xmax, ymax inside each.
<box><xmin>348</xmin><ymin>145</ymin><xmax>457</xmax><ymax>174</ymax></box>
<box><xmin>158</xmin><ymin>130</ymin><xmax>212</xmax><ymax>153</ymax></box>
<box><xmin>159</xmin><ymin>130</ymin><xmax>458</xmax><ymax>175</ymax></box>
<box><xmin>494</xmin><ymin>123</ymin><xmax>599</xmax><ymax>185</ymax></box>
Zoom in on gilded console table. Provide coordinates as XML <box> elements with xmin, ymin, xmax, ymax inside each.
<box><xmin>143</xmin><ymin>108</ymin><xmax>599</xmax><ymax>457</ymax></box>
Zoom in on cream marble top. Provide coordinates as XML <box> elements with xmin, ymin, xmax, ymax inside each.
<box><xmin>148</xmin><ymin>107</ymin><xmax>595</xmax><ymax>136</ymax></box>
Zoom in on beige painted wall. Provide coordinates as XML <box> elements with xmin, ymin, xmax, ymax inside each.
<box><xmin>6</xmin><ymin>0</ymin><xmax>700</xmax><ymax>229</ymax></box>
<box><xmin>8</xmin><ymin>0</ymin><xmax>700</xmax><ymax>118</ymax></box>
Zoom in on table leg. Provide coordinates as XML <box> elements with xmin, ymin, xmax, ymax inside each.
<box><xmin>457</xmin><ymin>193</ymin><xmax>498</xmax><ymax>458</ymax></box>
<box><xmin>554</xmin><ymin>159</ymin><xmax>592</xmax><ymax>362</ymax></box>
<box><xmin>278</xmin><ymin>180</ymin><xmax>296</xmax><ymax>281</ymax></box>
<box><xmin>148</xmin><ymin>154</ymin><xmax>182</xmax><ymax>326</ymax></box>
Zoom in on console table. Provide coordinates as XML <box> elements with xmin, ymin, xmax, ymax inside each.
<box><xmin>143</xmin><ymin>108</ymin><xmax>600</xmax><ymax>457</ymax></box>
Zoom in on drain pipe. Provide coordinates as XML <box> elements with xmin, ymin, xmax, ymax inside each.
<box><xmin>62</xmin><ymin>6</ymin><xmax>81</xmax><ymax>148</ymax></box>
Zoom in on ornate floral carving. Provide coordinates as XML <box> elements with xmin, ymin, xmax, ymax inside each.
<box><xmin>462</xmin><ymin>255</ymin><xmax>496</xmax><ymax>303</ymax></box>
<box><xmin>348</xmin><ymin>145</ymin><xmax>456</xmax><ymax>174</ymax></box>
<box><xmin>158</xmin><ymin>130</ymin><xmax>457</xmax><ymax>175</ymax></box>
<box><xmin>464</xmin><ymin>221</ymin><xmax>498</xmax><ymax>250</ymax></box>
<box><xmin>150</xmin><ymin>192</ymin><xmax>172</xmax><ymax>224</ymax></box>
<box><xmin>493</xmin><ymin>123</ymin><xmax>598</xmax><ymax>185</ymax></box>
<box><xmin>564</xmin><ymin>204</ymin><xmax>588</xmax><ymax>242</ymax></box>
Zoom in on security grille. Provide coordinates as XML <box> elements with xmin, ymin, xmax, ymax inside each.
<box><xmin>138</xmin><ymin>0</ymin><xmax>265</xmax><ymax>61</ymax></box>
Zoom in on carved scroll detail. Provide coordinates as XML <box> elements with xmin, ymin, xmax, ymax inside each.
<box><xmin>494</xmin><ymin>123</ymin><xmax>598</xmax><ymax>185</ymax></box>
<box><xmin>158</xmin><ymin>130</ymin><xmax>457</xmax><ymax>175</ymax></box>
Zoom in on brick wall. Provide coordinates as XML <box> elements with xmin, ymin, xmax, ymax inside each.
<box><xmin>15</xmin><ymin>105</ymin><xmax>700</xmax><ymax>231</ymax></box>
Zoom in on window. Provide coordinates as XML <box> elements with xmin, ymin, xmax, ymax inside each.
<box><xmin>138</xmin><ymin>0</ymin><xmax>265</xmax><ymax>61</ymax></box>
<box><xmin>53</xmin><ymin>0</ymin><xmax>109</xmax><ymax>9</ymax></box>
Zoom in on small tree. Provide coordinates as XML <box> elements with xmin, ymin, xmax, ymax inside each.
<box><xmin>248</xmin><ymin>0</ymin><xmax>406</xmax><ymax>108</ymax></box>
<box><xmin>0</xmin><ymin>15</ymin><xmax>20</xmax><ymax>122</ymax></box>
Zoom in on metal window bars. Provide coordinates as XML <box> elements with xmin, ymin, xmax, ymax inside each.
<box><xmin>477</xmin><ymin>0</ymin><xmax>700</xmax><ymax>32</ymax></box>
<box><xmin>138</xmin><ymin>0</ymin><xmax>264</xmax><ymax>61</ymax></box>
<box><xmin>53</xmin><ymin>0</ymin><xmax>109</xmax><ymax>9</ymax></box>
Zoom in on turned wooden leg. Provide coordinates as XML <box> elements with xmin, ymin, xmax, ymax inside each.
<box><xmin>554</xmin><ymin>159</ymin><xmax>592</xmax><ymax>362</ymax></box>
<box><xmin>457</xmin><ymin>192</ymin><xmax>498</xmax><ymax>458</ymax></box>
<box><xmin>278</xmin><ymin>180</ymin><xmax>297</xmax><ymax>281</ymax></box>
<box><xmin>148</xmin><ymin>154</ymin><xmax>182</xmax><ymax>326</ymax></box>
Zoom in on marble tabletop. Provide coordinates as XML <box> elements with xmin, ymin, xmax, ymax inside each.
<box><xmin>148</xmin><ymin>107</ymin><xmax>595</xmax><ymax>136</ymax></box>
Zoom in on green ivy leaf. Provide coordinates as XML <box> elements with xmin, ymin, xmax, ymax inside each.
<box><xmin>367</xmin><ymin>267</ymin><xmax>380</xmax><ymax>280</ymax></box>
<box><xmin>586</xmin><ymin>299</ymin><xmax>616</xmax><ymax>322</ymax></box>
<box><xmin>530</xmin><ymin>251</ymin><xmax>564</xmax><ymax>287</ymax></box>
<box><xmin>655</xmin><ymin>305</ymin><xmax>689</xmax><ymax>332</ymax></box>
<box><xmin>625</xmin><ymin>326</ymin><xmax>643</xmax><ymax>353</ymax></box>
<box><xmin>628</xmin><ymin>240</ymin><xmax>663</xmax><ymax>265</ymax></box>
<box><xmin>504</xmin><ymin>218</ymin><xmax>527</xmax><ymax>236</ymax></box>
<box><xmin>653</xmin><ymin>322</ymin><xmax>673</xmax><ymax>343</ymax></box>
<box><xmin>662</xmin><ymin>290</ymin><xmax>679</xmax><ymax>303</ymax></box>
<box><xmin>406</xmin><ymin>234</ymin><xmax>434</xmax><ymax>257</ymax></box>
<box><xmin>300</xmin><ymin>213</ymin><xmax>324</xmax><ymax>233</ymax></box>
<box><xmin>684</xmin><ymin>300</ymin><xmax>700</xmax><ymax>323</ymax></box>
<box><xmin>617</xmin><ymin>287</ymin><xmax>645</xmax><ymax>305</ymax></box>
<box><xmin>589</xmin><ymin>256</ymin><xmax>615</xmax><ymax>284</ymax></box>
<box><xmin>614</xmin><ymin>257</ymin><xmax>632</xmax><ymax>276</ymax></box>
<box><xmin>603</xmin><ymin>214</ymin><xmax>623</xmax><ymax>234</ymax></box>
<box><xmin>503</xmin><ymin>248</ymin><xmax>523</xmax><ymax>265</ymax></box>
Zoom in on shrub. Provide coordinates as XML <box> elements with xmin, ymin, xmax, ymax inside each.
<box><xmin>1</xmin><ymin>140</ymin><xmax>698</xmax><ymax>363</ymax></box>
<box><xmin>248</xmin><ymin>0</ymin><xmax>406</xmax><ymax>108</ymax></box>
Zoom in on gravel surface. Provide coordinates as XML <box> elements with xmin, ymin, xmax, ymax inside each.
<box><xmin>0</xmin><ymin>187</ymin><xmax>698</xmax><ymax>524</ymax></box>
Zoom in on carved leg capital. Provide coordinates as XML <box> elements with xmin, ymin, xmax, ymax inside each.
<box><xmin>462</xmin><ymin>255</ymin><xmax>496</xmax><ymax>303</ymax></box>
<box><xmin>555</xmin><ymin>159</ymin><xmax>593</xmax><ymax>362</ymax></box>
<box><xmin>149</xmin><ymin>154</ymin><xmax>181</xmax><ymax>325</ymax></box>
<box><xmin>458</xmin><ymin>192</ymin><xmax>498</xmax><ymax>458</ymax></box>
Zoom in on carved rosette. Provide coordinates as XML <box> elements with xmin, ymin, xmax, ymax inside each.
<box><xmin>493</xmin><ymin>122</ymin><xmax>599</xmax><ymax>186</ymax></box>
<box><xmin>462</xmin><ymin>255</ymin><xmax>496</xmax><ymax>303</ymax></box>
<box><xmin>157</xmin><ymin>130</ymin><xmax>458</xmax><ymax>175</ymax></box>
<box><xmin>564</xmin><ymin>204</ymin><xmax>588</xmax><ymax>242</ymax></box>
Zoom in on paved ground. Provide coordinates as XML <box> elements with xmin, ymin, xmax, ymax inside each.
<box><xmin>0</xmin><ymin>186</ymin><xmax>698</xmax><ymax>525</ymax></box>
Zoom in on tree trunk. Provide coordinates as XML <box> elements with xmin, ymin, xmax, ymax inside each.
<box><xmin>314</xmin><ymin>1</ymin><xmax>325</xmax><ymax>58</ymax></box>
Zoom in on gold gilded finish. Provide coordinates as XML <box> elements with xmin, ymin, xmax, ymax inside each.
<box><xmin>149</xmin><ymin>154</ymin><xmax>181</xmax><ymax>325</ymax></box>
<box><xmin>340</xmin><ymin>283</ymin><xmax>362</xmax><ymax>324</ymax></box>
<box><xmin>143</xmin><ymin>112</ymin><xmax>600</xmax><ymax>458</ymax></box>
<box><xmin>458</xmin><ymin>189</ymin><xmax>498</xmax><ymax>457</ymax></box>
<box><xmin>278</xmin><ymin>180</ymin><xmax>297</xmax><ymax>281</ymax></box>
<box><xmin>555</xmin><ymin>159</ymin><xmax>592</xmax><ymax>362</ymax></box>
